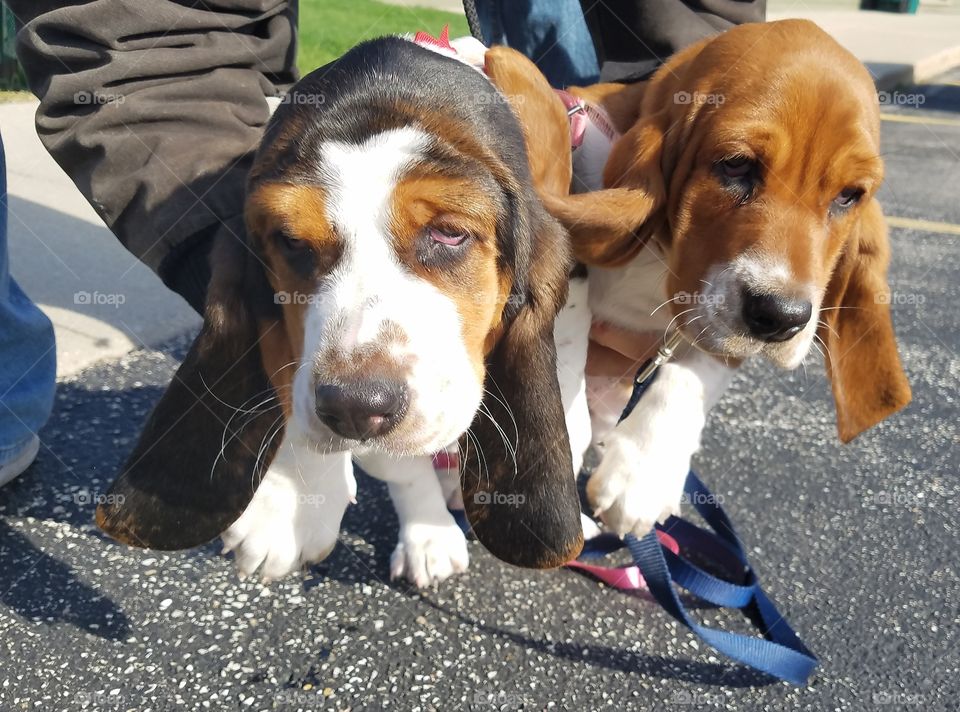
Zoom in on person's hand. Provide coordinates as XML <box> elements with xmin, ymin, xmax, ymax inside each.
<box><xmin>585</xmin><ymin>322</ymin><xmax>661</xmax><ymax>380</ymax></box>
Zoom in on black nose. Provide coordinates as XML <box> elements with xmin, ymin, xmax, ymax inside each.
<box><xmin>741</xmin><ymin>289</ymin><xmax>812</xmax><ymax>342</ymax></box>
<box><xmin>314</xmin><ymin>380</ymin><xmax>408</xmax><ymax>440</ymax></box>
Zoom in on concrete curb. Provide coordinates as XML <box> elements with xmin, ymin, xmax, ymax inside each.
<box><xmin>2</xmin><ymin>100</ymin><xmax>201</xmax><ymax>380</ymax></box>
<box><xmin>770</xmin><ymin>10</ymin><xmax>960</xmax><ymax>90</ymax></box>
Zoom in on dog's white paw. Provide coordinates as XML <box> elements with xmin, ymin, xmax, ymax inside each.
<box><xmin>581</xmin><ymin>512</ymin><xmax>603</xmax><ymax>540</ymax></box>
<box><xmin>390</xmin><ymin>518</ymin><xmax>469</xmax><ymax>587</ymax></box>
<box><xmin>220</xmin><ymin>444</ymin><xmax>353</xmax><ymax>581</ymax></box>
<box><xmin>586</xmin><ymin>434</ymin><xmax>689</xmax><ymax>539</ymax></box>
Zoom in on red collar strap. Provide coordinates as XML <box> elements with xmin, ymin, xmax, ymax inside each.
<box><xmin>413</xmin><ymin>25</ymin><xmax>454</xmax><ymax>53</ymax></box>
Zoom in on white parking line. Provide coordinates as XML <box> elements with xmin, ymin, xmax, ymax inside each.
<box><xmin>887</xmin><ymin>216</ymin><xmax>960</xmax><ymax>236</ymax></box>
<box><xmin>881</xmin><ymin>112</ymin><xmax>960</xmax><ymax>127</ymax></box>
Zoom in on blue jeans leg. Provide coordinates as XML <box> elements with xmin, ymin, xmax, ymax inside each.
<box><xmin>0</xmin><ymin>133</ymin><xmax>57</xmax><ymax>465</ymax></box>
<box><xmin>475</xmin><ymin>0</ymin><xmax>600</xmax><ymax>88</ymax></box>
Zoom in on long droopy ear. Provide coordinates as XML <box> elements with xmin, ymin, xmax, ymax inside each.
<box><xmin>483</xmin><ymin>46</ymin><xmax>572</xmax><ymax>198</ymax></box>
<box><xmin>547</xmin><ymin>114</ymin><xmax>667</xmax><ymax>267</ymax></box>
<box><xmin>819</xmin><ymin>199</ymin><xmax>911</xmax><ymax>442</ymax></box>
<box><xmin>459</xmin><ymin>200</ymin><xmax>584</xmax><ymax>569</ymax></box>
<box><xmin>96</xmin><ymin>235</ymin><xmax>289</xmax><ymax>549</ymax></box>
<box><xmin>483</xmin><ymin>45</ymin><xmax>665</xmax><ymax>268</ymax></box>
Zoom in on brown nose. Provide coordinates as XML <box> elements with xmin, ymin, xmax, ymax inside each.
<box><xmin>314</xmin><ymin>380</ymin><xmax>408</xmax><ymax>440</ymax></box>
<box><xmin>741</xmin><ymin>289</ymin><xmax>812</xmax><ymax>342</ymax></box>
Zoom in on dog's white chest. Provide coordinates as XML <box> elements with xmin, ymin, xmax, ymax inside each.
<box><xmin>587</xmin><ymin>249</ymin><xmax>671</xmax><ymax>333</ymax></box>
<box><xmin>572</xmin><ymin>120</ymin><xmax>615</xmax><ymax>194</ymax></box>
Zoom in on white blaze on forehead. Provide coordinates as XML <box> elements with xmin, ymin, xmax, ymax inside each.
<box><xmin>322</xmin><ymin>126</ymin><xmax>429</xmax><ymax>229</ymax></box>
<box><xmin>319</xmin><ymin>127</ymin><xmax>431</xmax><ymax>347</ymax></box>
<box><xmin>293</xmin><ymin>126</ymin><xmax>483</xmax><ymax>453</ymax></box>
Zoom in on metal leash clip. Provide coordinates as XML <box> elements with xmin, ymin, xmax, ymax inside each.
<box><xmin>633</xmin><ymin>329</ymin><xmax>684</xmax><ymax>387</ymax></box>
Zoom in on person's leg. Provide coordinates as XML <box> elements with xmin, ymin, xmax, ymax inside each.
<box><xmin>470</xmin><ymin>0</ymin><xmax>599</xmax><ymax>88</ymax></box>
<box><xmin>0</xmin><ymin>133</ymin><xmax>57</xmax><ymax>485</ymax></box>
<box><xmin>11</xmin><ymin>0</ymin><xmax>299</xmax><ymax>316</ymax></box>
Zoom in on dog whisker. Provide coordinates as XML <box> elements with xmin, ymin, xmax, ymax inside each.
<box><xmin>663</xmin><ymin>307</ymin><xmax>697</xmax><ymax>342</ymax></box>
<box><xmin>650</xmin><ymin>294</ymin><xmax>681</xmax><ymax>316</ymax></box>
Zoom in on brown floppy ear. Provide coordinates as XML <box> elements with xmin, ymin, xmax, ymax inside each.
<box><xmin>482</xmin><ymin>46</ymin><xmax>664</xmax><ymax>268</ymax></box>
<box><xmin>819</xmin><ymin>198</ymin><xmax>912</xmax><ymax>442</ymax></box>
<box><xmin>543</xmin><ymin>107</ymin><xmax>668</xmax><ymax>268</ymax></box>
<box><xmin>96</xmin><ymin>235</ymin><xmax>290</xmax><ymax>549</ymax></box>
<box><xmin>460</xmin><ymin>202</ymin><xmax>584</xmax><ymax>569</ymax></box>
<box><xmin>483</xmin><ymin>46</ymin><xmax>572</xmax><ymax>197</ymax></box>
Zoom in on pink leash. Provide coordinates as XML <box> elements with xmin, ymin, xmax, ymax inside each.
<box><xmin>434</xmin><ymin>451</ymin><xmax>679</xmax><ymax>591</ymax></box>
<box><xmin>566</xmin><ymin>530</ymin><xmax>679</xmax><ymax>591</ymax></box>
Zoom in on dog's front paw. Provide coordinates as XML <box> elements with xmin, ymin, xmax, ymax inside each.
<box><xmin>221</xmin><ymin>449</ymin><xmax>353</xmax><ymax>581</ymax></box>
<box><xmin>586</xmin><ymin>435</ymin><xmax>689</xmax><ymax>539</ymax></box>
<box><xmin>390</xmin><ymin>517</ymin><xmax>469</xmax><ymax>587</ymax></box>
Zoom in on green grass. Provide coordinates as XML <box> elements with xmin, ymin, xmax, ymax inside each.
<box><xmin>0</xmin><ymin>90</ymin><xmax>31</xmax><ymax>103</ymax></box>
<box><xmin>297</xmin><ymin>0</ymin><xmax>469</xmax><ymax>74</ymax></box>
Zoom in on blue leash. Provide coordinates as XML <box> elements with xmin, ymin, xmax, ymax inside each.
<box><xmin>454</xmin><ymin>335</ymin><xmax>818</xmax><ymax>683</ymax></box>
<box><xmin>578</xmin><ymin>340</ymin><xmax>818</xmax><ymax>685</ymax></box>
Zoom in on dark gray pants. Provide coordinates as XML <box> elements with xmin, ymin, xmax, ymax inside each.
<box><xmin>580</xmin><ymin>0</ymin><xmax>766</xmax><ymax>82</ymax></box>
<box><xmin>8</xmin><ymin>0</ymin><xmax>298</xmax><ymax>313</ymax></box>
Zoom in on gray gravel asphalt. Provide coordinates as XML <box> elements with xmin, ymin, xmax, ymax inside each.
<box><xmin>1</xmin><ymin>71</ymin><xmax>959</xmax><ymax>711</ymax></box>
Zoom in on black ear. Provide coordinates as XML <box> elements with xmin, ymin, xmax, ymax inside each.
<box><xmin>459</xmin><ymin>199</ymin><xmax>584</xmax><ymax>569</ymax></box>
<box><xmin>96</xmin><ymin>236</ymin><xmax>287</xmax><ymax>550</ymax></box>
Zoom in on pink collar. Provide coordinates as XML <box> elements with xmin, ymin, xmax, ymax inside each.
<box><xmin>412</xmin><ymin>28</ymin><xmax>620</xmax><ymax>152</ymax></box>
<box><xmin>554</xmin><ymin>89</ymin><xmax>619</xmax><ymax>149</ymax></box>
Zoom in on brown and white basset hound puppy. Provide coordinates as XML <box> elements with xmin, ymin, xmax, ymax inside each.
<box><xmin>486</xmin><ymin>19</ymin><xmax>912</xmax><ymax>539</ymax></box>
<box><xmin>95</xmin><ymin>35</ymin><xmax>584</xmax><ymax>586</ymax></box>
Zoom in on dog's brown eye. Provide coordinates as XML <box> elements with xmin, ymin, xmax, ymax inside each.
<box><xmin>833</xmin><ymin>187</ymin><xmax>864</xmax><ymax>209</ymax></box>
<box><xmin>427</xmin><ymin>226</ymin><xmax>468</xmax><ymax>247</ymax></box>
<box><xmin>720</xmin><ymin>156</ymin><xmax>753</xmax><ymax>178</ymax></box>
<box><xmin>716</xmin><ymin>156</ymin><xmax>759</xmax><ymax>204</ymax></box>
<box><xmin>278</xmin><ymin>231</ymin><xmax>309</xmax><ymax>253</ymax></box>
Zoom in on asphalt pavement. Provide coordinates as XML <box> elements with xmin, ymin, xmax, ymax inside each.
<box><xmin>1</xmin><ymin>71</ymin><xmax>958</xmax><ymax>712</ymax></box>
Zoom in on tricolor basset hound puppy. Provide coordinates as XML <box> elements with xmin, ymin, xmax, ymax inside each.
<box><xmin>486</xmin><ymin>20</ymin><xmax>913</xmax><ymax>538</ymax></box>
<box><xmin>95</xmin><ymin>35</ymin><xmax>584</xmax><ymax>586</ymax></box>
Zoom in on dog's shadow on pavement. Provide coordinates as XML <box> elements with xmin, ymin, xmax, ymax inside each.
<box><xmin>417</xmin><ymin>594</ymin><xmax>778</xmax><ymax>689</ymax></box>
<box><xmin>0</xmin><ymin>518</ymin><xmax>131</xmax><ymax>640</ymax></box>
<box><xmin>308</xmin><ymin>471</ymin><xmax>776</xmax><ymax>688</ymax></box>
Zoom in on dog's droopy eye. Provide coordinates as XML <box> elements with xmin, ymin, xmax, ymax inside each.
<box><xmin>716</xmin><ymin>156</ymin><xmax>759</xmax><ymax>203</ymax></box>
<box><xmin>279</xmin><ymin>231</ymin><xmax>310</xmax><ymax>254</ymax></box>
<box><xmin>416</xmin><ymin>225</ymin><xmax>471</xmax><ymax>267</ymax></box>
<box><xmin>832</xmin><ymin>187</ymin><xmax>864</xmax><ymax>211</ymax></box>
<box><xmin>427</xmin><ymin>226</ymin><xmax>468</xmax><ymax>247</ymax></box>
<box><xmin>719</xmin><ymin>156</ymin><xmax>754</xmax><ymax>179</ymax></box>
